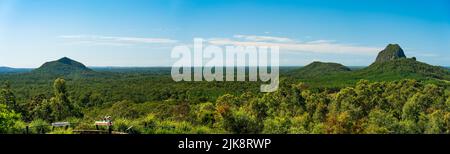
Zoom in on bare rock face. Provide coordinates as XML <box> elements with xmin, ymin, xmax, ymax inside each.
<box><xmin>375</xmin><ymin>44</ymin><xmax>406</xmax><ymax>63</ymax></box>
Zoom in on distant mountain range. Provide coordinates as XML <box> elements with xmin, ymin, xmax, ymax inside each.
<box><xmin>289</xmin><ymin>44</ymin><xmax>450</xmax><ymax>87</ymax></box>
<box><xmin>0</xmin><ymin>67</ymin><xmax>32</xmax><ymax>74</ymax></box>
<box><xmin>0</xmin><ymin>44</ymin><xmax>449</xmax><ymax>84</ymax></box>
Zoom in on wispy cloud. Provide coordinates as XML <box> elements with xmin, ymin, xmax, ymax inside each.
<box><xmin>208</xmin><ymin>35</ymin><xmax>381</xmax><ymax>55</ymax></box>
<box><xmin>59</xmin><ymin>35</ymin><xmax>178</xmax><ymax>46</ymax></box>
<box><xmin>233</xmin><ymin>34</ymin><xmax>294</xmax><ymax>43</ymax></box>
<box><xmin>305</xmin><ymin>39</ymin><xmax>336</xmax><ymax>44</ymax></box>
<box><xmin>59</xmin><ymin>34</ymin><xmax>381</xmax><ymax>55</ymax></box>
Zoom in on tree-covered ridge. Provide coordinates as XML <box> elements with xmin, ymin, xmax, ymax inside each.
<box><xmin>287</xmin><ymin>44</ymin><xmax>450</xmax><ymax>88</ymax></box>
<box><xmin>289</xmin><ymin>61</ymin><xmax>351</xmax><ymax>78</ymax></box>
<box><xmin>0</xmin><ymin>67</ymin><xmax>32</xmax><ymax>74</ymax></box>
<box><xmin>357</xmin><ymin>58</ymin><xmax>450</xmax><ymax>81</ymax></box>
<box><xmin>32</xmin><ymin>57</ymin><xmax>96</xmax><ymax>77</ymax></box>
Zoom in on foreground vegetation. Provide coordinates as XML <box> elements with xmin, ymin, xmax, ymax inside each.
<box><xmin>1</xmin><ymin>74</ymin><xmax>449</xmax><ymax>134</ymax></box>
<box><xmin>1</xmin><ymin>50</ymin><xmax>449</xmax><ymax>134</ymax></box>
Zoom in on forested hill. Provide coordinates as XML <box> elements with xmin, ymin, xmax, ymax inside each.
<box><xmin>288</xmin><ymin>61</ymin><xmax>351</xmax><ymax>78</ymax></box>
<box><xmin>358</xmin><ymin>44</ymin><xmax>449</xmax><ymax>81</ymax></box>
<box><xmin>287</xmin><ymin>44</ymin><xmax>450</xmax><ymax>88</ymax></box>
<box><xmin>357</xmin><ymin>58</ymin><xmax>450</xmax><ymax>81</ymax></box>
<box><xmin>32</xmin><ymin>57</ymin><xmax>96</xmax><ymax>77</ymax></box>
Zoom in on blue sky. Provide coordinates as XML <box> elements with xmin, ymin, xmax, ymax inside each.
<box><xmin>0</xmin><ymin>0</ymin><xmax>449</xmax><ymax>67</ymax></box>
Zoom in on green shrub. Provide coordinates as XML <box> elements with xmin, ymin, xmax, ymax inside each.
<box><xmin>263</xmin><ymin>116</ymin><xmax>291</xmax><ymax>134</ymax></box>
<box><xmin>195</xmin><ymin>102</ymin><xmax>216</xmax><ymax>126</ymax></box>
<box><xmin>310</xmin><ymin>123</ymin><xmax>326</xmax><ymax>134</ymax></box>
<box><xmin>140</xmin><ymin>114</ymin><xmax>158</xmax><ymax>134</ymax></box>
<box><xmin>222</xmin><ymin>108</ymin><xmax>262</xmax><ymax>134</ymax></box>
<box><xmin>48</xmin><ymin>128</ymin><xmax>74</xmax><ymax>134</ymax></box>
<box><xmin>0</xmin><ymin>104</ymin><xmax>21</xmax><ymax>133</ymax></box>
<box><xmin>113</xmin><ymin>118</ymin><xmax>142</xmax><ymax>134</ymax></box>
<box><xmin>154</xmin><ymin>120</ymin><xmax>183</xmax><ymax>134</ymax></box>
<box><xmin>288</xmin><ymin>113</ymin><xmax>310</xmax><ymax>134</ymax></box>
<box><xmin>29</xmin><ymin>119</ymin><xmax>51</xmax><ymax>134</ymax></box>
<box><xmin>153</xmin><ymin>120</ymin><xmax>201</xmax><ymax>134</ymax></box>
<box><xmin>74</xmin><ymin>119</ymin><xmax>97</xmax><ymax>130</ymax></box>
<box><xmin>190</xmin><ymin>125</ymin><xmax>221</xmax><ymax>134</ymax></box>
<box><xmin>9</xmin><ymin>120</ymin><xmax>27</xmax><ymax>134</ymax></box>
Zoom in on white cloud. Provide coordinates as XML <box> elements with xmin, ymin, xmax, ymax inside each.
<box><xmin>208</xmin><ymin>35</ymin><xmax>381</xmax><ymax>55</ymax></box>
<box><xmin>306</xmin><ymin>39</ymin><xmax>336</xmax><ymax>44</ymax></box>
<box><xmin>59</xmin><ymin>35</ymin><xmax>178</xmax><ymax>46</ymax></box>
<box><xmin>59</xmin><ymin>34</ymin><xmax>381</xmax><ymax>55</ymax></box>
<box><xmin>233</xmin><ymin>34</ymin><xmax>295</xmax><ymax>43</ymax></box>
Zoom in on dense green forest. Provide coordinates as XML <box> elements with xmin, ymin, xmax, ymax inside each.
<box><xmin>1</xmin><ymin>76</ymin><xmax>449</xmax><ymax>134</ymax></box>
<box><xmin>0</xmin><ymin>44</ymin><xmax>449</xmax><ymax>134</ymax></box>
